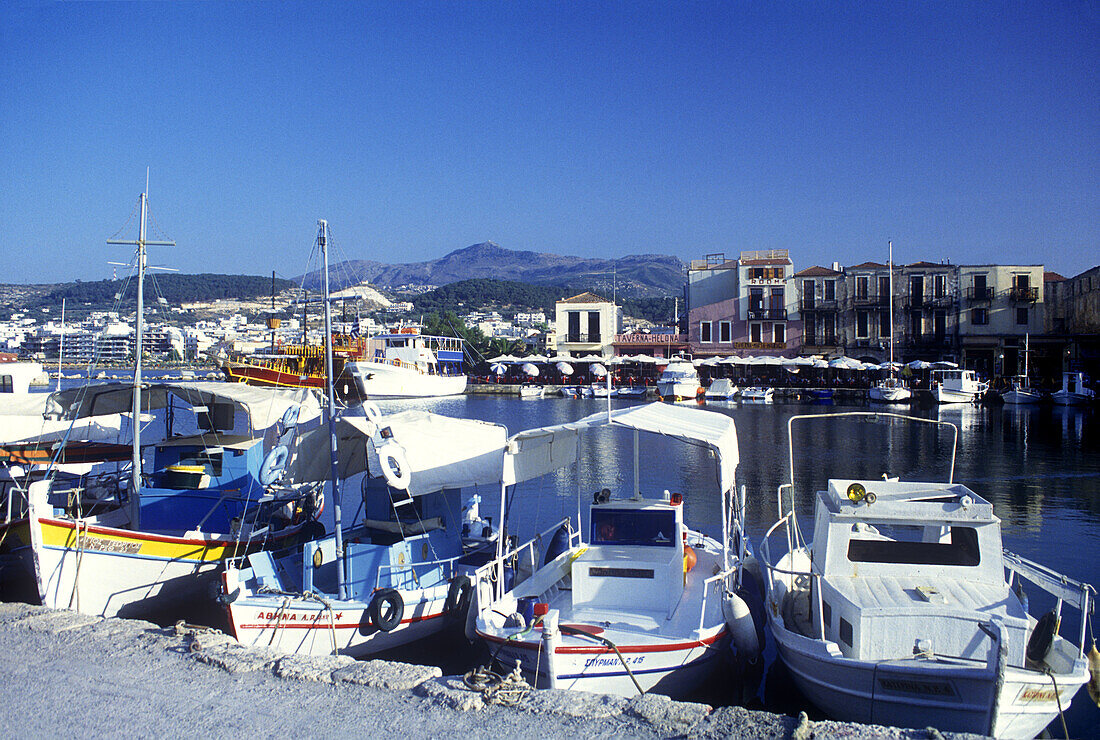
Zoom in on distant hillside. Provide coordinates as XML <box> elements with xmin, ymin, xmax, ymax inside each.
<box><xmin>411</xmin><ymin>279</ymin><xmax>573</xmax><ymax>316</ymax></box>
<box><xmin>297</xmin><ymin>241</ymin><xmax>685</xmax><ymax>298</ymax></box>
<box><xmin>2</xmin><ymin>274</ymin><xmax>296</xmax><ymax>312</ymax></box>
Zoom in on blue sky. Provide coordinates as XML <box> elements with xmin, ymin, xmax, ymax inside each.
<box><xmin>1</xmin><ymin>1</ymin><xmax>1096</xmax><ymax>284</ymax></box>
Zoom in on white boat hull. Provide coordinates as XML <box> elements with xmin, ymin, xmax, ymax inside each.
<box><xmin>1002</xmin><ymin>389</ymin><xmax>1042</xmax><ymax>404</ymax></box>
<box><xmin>772</xmin><ymin>619</ymin><xmax>1088</xmax><ymax>739</ymax></box>
<box><xmin>657</xmin><ymin>379</ymin><xmax>700</xmax><ymax>402</ymax></box>
<box><xmin>345</xmin><ymin>361</ymin><xmax>467</xmax><ymax>398</ymax></box>
<box><xmin>741</xmin><ymin>388</ymin><xmax>774</xmax><ymax>402</ymax></box>
<box><xmin>1052</xmin><ymin>390</ymin><xmax>1093</xmax><ymax>406</ymax></box>
<box><xmin>868</xmin><ymin>386</ymin><xmax>911</xmax><ymax>403</ymax></box>
<box><xmin>933</xmin><ymin>387</ymin><xmax>981</xmax><ymax>404</ymax></box>
<box><xmin>224</xmin><ymin>585</ymin><xmax>453</xmax><ymax>657</ymax></box>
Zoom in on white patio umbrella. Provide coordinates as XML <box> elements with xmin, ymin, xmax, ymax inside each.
<box><xmin>525</xmin><ymin>355</ymin><xmax>549</xmax><ymax>363</ymax></box>
<box><xmin>489</xmin><ymin>354</ymin><xmax>520</xmax><ymax>363</ymax></box>
<box><xmin>521</xmin><ymin>362</ymin><xmax>540</xmax><ymax>376</ymax></box>
<box><xmin>906</xmin><ymin>360</ymin><xmax>931</xmax><ymax>370</ymax></box>
<box><xmin>931</xmin><ymin>361</ymin><xmax>959</xmax><ymax>369</ymax></box>
<box><xmin>812</xmin><ymin>359</ymin><xmax>830</xmax><ymax>369</ymax></box>
<box><xmin>589</xmin><ymin>363</ymin><xmax>608</xmax><ymax>377</ymax></box>
<box><xmin>490</xmin><ymin>363</ymin><xmax>508</xmax><ymax>375</ymax></box>
<box><xmin>555</xmin><ymin>361</ymin><xmax>574</xmax><ymax>376</ymax></box>
<box><xmin>576</xmin><ymin>354</ymin><xmax>604</xmax><ymax>363</ymax></box>
<box><xmin>828</xmin><ymin>356</ymin><xmax>863</xmax><ymax>370</ymax></box>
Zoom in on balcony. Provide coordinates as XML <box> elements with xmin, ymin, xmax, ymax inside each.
<box><xmin>563</xmin><ymin>332</ymin><xmax>601</xmax><ymax>344</ymax></box>
<box><xmin>747</xmin><ymin>308</ymin><xmax>788</xmax><ymax>321</ymax></box>
<box><xmin>906</xmin><ymin>297</ymin><xmax>926</xmax><ymax>311</ymax></box>
<box><xmin>853</xmin><ymin>295</ymin><xmax>889</xmax><ymax>307</ymax></box>
<box><xmin>1009</xmin><ymin>286</ymin><xmax>1038</xmax><ymax>302</ymax></box>
<box><xmin>800</xmin><ymin>298</ymin><xmax>837</xmax><ymax>311</ymax></box>
<box><xmin>928</xmin><ymin>293</ymin><xmax>955</xmax><ymax>307</ymax></box>
<box><xmin>967</xmin><ymin>286</ymin><xmax>993</xmax><ymax>302</ymax></box>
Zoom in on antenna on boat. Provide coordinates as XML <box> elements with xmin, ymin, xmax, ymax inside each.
<box><xmin>107</xmin><ymin>185</ymin><xmax>175</xmax><ymax>501</ymax></box>
<box><xmin>318</xmin><ymin>219</ymin><xmax>348</xmax><ymax>600</ymax></box>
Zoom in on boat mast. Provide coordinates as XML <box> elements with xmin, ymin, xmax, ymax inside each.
<box><xmin>107</xmin><ymin>189</ymin><xmax>175</xmax><ymax>500</ymax></box>
<box><xmin>56</xmin><ymin>298</ymin><xmax>65</xmax><ymax>391</ymax></box>
<box><xmin>887</xmin><ymin>240</ymin><xmax>895</xmax><ymax>376</ymax></box>
<box><xmin>318</xmin><ymin>219</ymin><xmax>347</xmax><ymax>600</ymax></box>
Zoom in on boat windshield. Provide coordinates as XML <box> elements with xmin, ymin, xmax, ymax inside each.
<box><xmin>846</xmin><ymin>525</ymin><xmax>980</xmax><ymax>567</ymax></box>
<box><xmin>591</xmin><ymin>508</ymin><xmax>677</xmax><ymax>547</ymax></box>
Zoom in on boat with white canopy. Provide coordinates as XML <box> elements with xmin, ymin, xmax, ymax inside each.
<box><xmin>656</xmin><ymin>360</ymin><xmax>701</xmax><ymax>402</ymax></box>
<box><xmin>759</xmin><ymin>411</ymin><xmax>1094</xmax><ymax>738</ymax></box>
<box><xmin>468</xmin><ymin>402</ymin><xmax>762</xmax><ymax>698</ymax></box>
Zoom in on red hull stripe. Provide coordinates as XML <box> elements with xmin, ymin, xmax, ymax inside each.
<box><xmin>479</xmin><ymin>627</ymin><xmax>727</xmax><ymax>654</ymax></box>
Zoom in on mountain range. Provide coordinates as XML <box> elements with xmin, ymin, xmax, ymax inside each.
<box><xmin>297</xmin><ymin>242</ymin><xmax>685</xmax><ymax>298</ymax></box>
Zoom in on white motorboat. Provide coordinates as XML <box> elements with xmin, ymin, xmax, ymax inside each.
<box><xmin>931</xmin><ymin>369</ymin><xmax>988</xmax><ymax>404</ymax></box>
<box><xmin>518</xmin><ymin>384</ymin><xmax>545</xmax><ymax>399</ymax></box>
<box><xmin>704</xmin><ymin>378</ymin><xmax>739</xmax><ymax>400</ymax></box>
<box><xmin>1001</xmin><ymin>377</ymin><xmax>1042</xmax><ymax>405</ymax></box>
<box><xmin>760</xmin><ymin>411</ymin><xmax>1095</xmax><ymax>738</ymax></box>
<box><xmin>343</xmin><ymin>329</ymin><xmax>467</xmax><ymax>398</ymax></box>
<box><xmin>867</xmin><ymin>242</ymin><xmax>912</xmax><ymax>405</ymax></box>
<box><xmin>868</xmin><ymin>377</ymin><xmax>912</xmax><ymax>404</ymax></box>
<box><xmin>1052</xmin><ymin>372</ymin><xmax>1095</xmax><ymax>406</ymax></box>
<box><xmin>656</xmin><ymin>360</ymin><xmax>701</xmax><ymax>402</ymax></box>
<box><xmin>741</xmin><ymin>386</ymin><xmax>774</xmax><ymax>403</ymax></box>
<box><xmin>469</xmin><ymin>403</ymin><xmax>762</xmax><ymax>698</ymax></box>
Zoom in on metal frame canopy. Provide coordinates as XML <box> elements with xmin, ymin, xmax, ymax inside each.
<box><xmin>503</xmin><ymin>402</ymin><xmax>739</xmax><ymax>494</ymax></box>
<box><xmin>44</xmin><ymin>381</ymin><xmax>322</xmax><ymax>434</ymax></box>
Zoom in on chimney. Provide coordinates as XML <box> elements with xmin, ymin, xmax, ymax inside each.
<box><xmin>831</xmin><ymin>261</ymin><xmax>840</xmax><ymax>272</ymax></box>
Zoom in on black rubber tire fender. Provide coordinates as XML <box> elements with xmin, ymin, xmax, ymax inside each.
<box><xmin>369</xmin><ymin>588</ymin><xmax>404</xmax><ymax>632</ymax></box>
<box><xmin>445</xmin><ymin>575</ymin><xmax>472</xmax><ymax>622</ymax></box>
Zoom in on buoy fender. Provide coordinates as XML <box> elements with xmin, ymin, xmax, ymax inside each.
<box><xmin>724</xmin><ymin>592</ymin><xmax>760</xmax><ymax>663</ymax></box>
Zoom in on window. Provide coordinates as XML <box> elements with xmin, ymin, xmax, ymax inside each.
<box><xmin>847</xmin><ymin>526</ymin><xmax>980</xmax><ymax>567</ymax></box>
<box><xmin>749</xmin><ymin>288</ymin><xmax>764</xmax><ymax>311</ymax></box>
<box><xmin>591</xmin><ymin>509</ymin><xmax>677</xmax><ymax>547</ymax></box>
<box><xmin>910</xmin><ymin>275</ymin><xmax>924</xmax><ymax>301</ymax></box>
<box><xmin>774</xmin><ymin>323</ymin><xmax>785</xmax><ymax>344</ymax></box>
<box><xmin>972</xmin><ymin>308</ymin><xmax>988</xmax><ymax>325</ymax></box>
<box><xmin>587</xmin><ymin>311</ymin><xmax>600</xmax><ymax>342</ymax></box>
<box><xmin>804</xmin><ymin>314</ymin><xmax>817</xmax><ymax>345</ymax></box>
<box><xmin>1013</xmin><ymin>274</ymin><xmax>1030</xmax><ymax>290</ymax></box>
<box><xmin>802</xmin><ymin>280</ymin><xmax>815</xmax><ymax>309</ymax></box>
<box><xmin>1016</xmin><ymin>307</ymin><xmax>1028</xmax><ymax>325</ymax></box>
<box><xmin>0</xmin><ymin>375</ymin><xmax>12</xmax><ymax>393</ymax></box>
<box><xmin>567</xmin><ymin>312</ymin><xmax>580</xmax><ymax>342</ymax></box>
<box><xmin>824</xmin><ymin>280</ymin><xmax>835</xmax><ymax>301</ymax></box>
<box><xmin>934</xmin><ymin>274</ymin><xmax>947</xmax><ymax>299</ymax></box>
<box><xmin>856</xmin><ymin>310</ymin><xmax>869</xmax><ymax>339</ymax></box>
<box><xmin>878</xmin><ymin>276</ymin><xmax>890</xmax><ymax>303</ymax></box>
<box><xmin>910</xmin><ymin>310</ymin><xmax>922</xmax><ymax>338</ymax></box>
<box><xmin>719</xmin><ymin>321</ymin><xmax>732</xmax><ymax>343</ymax></box>
<box><xmin>934</xmin><ymin>310</ymin><xmax>947</xmax><ymax>340</ymax></box>
<box><xmin>750</xmin><ymin>323</ymin><xmax>762</xmax><ymax>343</ymax></box>
<box><xmin>699</xmin><ymin>321</ymin><xmax>712</xmax><ymax>343</ymax></box>
<box><xmin>855</xmin><ymin>276</ymin><xmax>869</xmax><ymax>300</ymax></box>
<box><xmin>879</xmin><ymin>310</ymin><xmax>891</xmax><ymax>338</ymax></box>
<box><xmin>839</xmin><ymin>617</ymin><xmax>853</xmax><ymax>647</ymax></box>
<box><xmin>748</xmin><ymin>266</ymin><xmax>785</xmax><ymax>280</ymax></box>
<box><xmin>770</xmin><ymin>288</ymin><xmax>785</xmax><ymax>311</ymax></box>
<box><xmin>823</xmin><ymin>314</ymin><xmax>836</xmax><ymax>344</ymax></box>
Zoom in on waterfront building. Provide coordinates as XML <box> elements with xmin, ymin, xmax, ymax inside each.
<box><xmin>796</xmin><ymin>265</ymin><xmax>844</xmax><ymax>356</ymax></box>
<box><xmin>553</xmin><ymin>292</ymin><xmax>622</xmax><ymax>358</ymax></box>
<box><xmin>686</xmin><ymin>249</ymin><xmax>801</xmax><ymax>358</ymax></box>
<box><xmin>898</xmin><ymin>261</ymin><xmax>959</xmax><ymax>360</ymax></box>
<box><xmin>1042</xmin><ymin>265</ymin><xmax>1100</xmax><ymax>379</ymax></box>
<box><xmin>611</xmin><ymin>328</ymin><xmax>690</xmax><ymax>359</ymax></box>
<box><xmin>957</xmin><ymin>264</ymin><xmax>1044</xmax><ymax>378</ymax></box>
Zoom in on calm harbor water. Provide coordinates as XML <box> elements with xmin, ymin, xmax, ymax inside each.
<box><xmin>367</xmin><ymin>393</ymin><xmax>1100</xmax><ymax>736</ymax></box>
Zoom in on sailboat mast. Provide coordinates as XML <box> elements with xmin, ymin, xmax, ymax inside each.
<box><xmin>319</xmin><ymin>219</ymin><xmax>347</xmax><ymax>600</ymax></box>
<box><xmin>887</xmin><ymin>240</ymin><xmax>895</xmax><ymax>369</ymax></box>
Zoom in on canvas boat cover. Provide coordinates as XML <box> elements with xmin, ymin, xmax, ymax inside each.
<box><xmin>43</xmin><ymin>381</ymin><xmax>321</xmax><ymax>432</ymax></box>
<box><xmin>504</xmin><ymin>402</ymin><xmax>739</xmax><ymax>492</ymax></box>
<box><xmin>287</xmin><ymin>410</ymin><xmax>509</xmax><ymax>497</ymax></box>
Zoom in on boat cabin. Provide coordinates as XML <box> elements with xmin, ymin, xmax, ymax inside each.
<box><xmin>571</xmin><ymin>496</ymin><xmax>686</xmax><ymax>620</ymax></box>
<box><xmin>1062</xmin><ymin>372</ymin><xmax>1087</xmax><ymax>395</ymax></box>
<box><xmin>931</xmin><ymin>369</ymin><xmax>982</xmax><ymax>391</ymax></box>
<box><xmin>0</xmin><ymin>361</ymin><xmax>45</xmax><ymax>395</ymax></box>
<box><xmin>367</xmin><ymin>332</ymin><xmax>464</xmax><ymax>376</ymax></box>
<box><xmin>807</xmin><ymin>479</ymin><xmax>1028</xmax><ymax>666</ymax></box>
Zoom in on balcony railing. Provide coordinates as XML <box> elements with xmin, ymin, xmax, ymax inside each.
<box><xmin>563</xmin><ymin>332</ymin><xmax>601</xmax><ymax>343</ymax></box>
<box><xmin>1010</xmin><ymin>286</ymin><xmax>1038</xmax><ymax>302</ymax></box>
<box><xmin>967</xmin><ymin>286</ymin><xmax>993</xmax><ymax>301</ymax></box>
<box><xmin>800</xmin><ymin>298</ymin><xmax>837</xmax><ymax>311</ymax></box>
<box><xmin>747</xmin><ymin>308</ymin><xmax>788</xmax><ymax>321</ymax></box>
<box><xmin>853</xmin><ymin>295</ymin><xmax>889</xmax><ymax>307</ymax></box>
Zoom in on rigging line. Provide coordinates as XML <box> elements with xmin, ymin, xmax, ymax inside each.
<box><xmin>107</xmin><ymin>197</ymin><xmax>141</xmax><ymax>241</ymax></box>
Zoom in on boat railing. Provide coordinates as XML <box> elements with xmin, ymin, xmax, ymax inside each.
<box><xmin>373</xmin><ymin>551</ymin><xmax>466</xmax><ymax>593</ymax></box>
<box><xmin>1003</xmin><ymin>549</ymin><xmax>1095</xmax><ymax>658</ymax></box>
<box><xmin>759</xmin><ymin>494</ymin><xmax>827</xmax><ymax>641</ymax></box>
<box><xmin>472</xmin><ymin>517</ymin><xmax>579</xmax><ymax>608</ymax></box>
<box><xmin>698</xmin><ymin>563</ymin><xmax>739</xmax><ymax>632</ymax></box>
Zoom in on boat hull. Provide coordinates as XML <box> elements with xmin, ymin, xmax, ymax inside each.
<box><xmin>1002</xmin><ymin>390</ymin><xmax>1042</xmax><ymax>404</ymax></box>
<box><xmin>657</xmin><ymin>380</ymin><xmax>700</xmax><ymax>402</ymax></box>
<box><xmin>932</xmin><ymin>387</ymin><xmax>980</xmax><ymax>404</ymax></box>
<box><xmin>223</xmin><ymin>362</ymin><xmax>326</xmax><ymax>390</ymax></box>
<box><xmin>345</xmin><ymin>361</ymin><xmax>467</xmax><ymax>398</ymax></box>
<box><xmin>868</xmin><ymin>386</ymin><xmax>911</xmax><ymax>403</ymax></box>
<box><xmin>224</xmin><ymin>585</ymin><xmax>453</xmax><ymax>657</ymax></box>
<box><xmin>771</xmin><ymin>620</ymin><xmax>1088</xmax><ymax>739</ymax></box>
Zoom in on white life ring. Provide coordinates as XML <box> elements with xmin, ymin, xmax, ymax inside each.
<box><xmin>378</xmin><ymin>443</ymin><xmax>411</xmax><ymax>490</ymax></box>
<box><xmin>259</xmin><ymin>445</ymin><xmax>290</xmax><ymax>486</ymax></box>
<box><xmin>280</xmin><ymin>404</ymin><xmax>301</xmax><ymax>429</ymax></box>
<box><xmin>363</xmin><ymin>402</ymin><xmax>382</xmax><ymax>422</ymax></box>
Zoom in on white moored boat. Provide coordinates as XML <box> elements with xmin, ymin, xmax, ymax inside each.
<box><xmin>760</xmin><ymin>412</ymin><xmax>1095</xmax><ymax>738</ymax></box>
<box><xmin>867</xmin><ymin>242</ymin><xmax>912</xmax><ymax>405</ymax></box>
<box><xmin>704</xmin><ymin>378</ymin><xmax>739</xmax><ymax>400</ymax></box>
<box><xmin>740</xmin><ymin>386</ymin><xmax>774</xmax><ymax>403</ymax></box>
<box><xmin>1052</xmin><ymin>372</ymin><xmax>1095</xmax><ymax>406</ymax></box>
<box><xmin>343</xmin><ymin>329</ymin><xmax>466</xmax><ymax>398</ymax></box>
<box><xmin>1001</xmin><ymin>377</ymin><xmax>1042</xmax><ymax>405</ymax></box>
<box><xmin>931</xmin><ymin>369</ymin><xmax>988</xmax><ymax>404</ymax></box>
<box><xmin>656</xmin><ymin>360</ymin><xmax>701</xmax><ymax>402</ymax></box>
<box><xmin>469</xmin><ymin>403</ymin><xmax>762</xmax><ymax>698</ymax></box>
